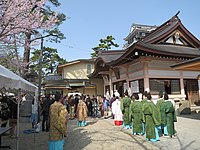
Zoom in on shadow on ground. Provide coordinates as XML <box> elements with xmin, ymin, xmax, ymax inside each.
<box><xmin>2</xmin><ymin>118</ymin><xmax>97</xmax><ymax>150</ymax></box>
<box><xmin>64</xmin><ymin>119</ymin><xmax>97</xmax><ymax>150</ymax></box>
<box><xmin>178</xmin><ymin>113</ymin><xmax>200</xmax><ymax>120</ymax></box>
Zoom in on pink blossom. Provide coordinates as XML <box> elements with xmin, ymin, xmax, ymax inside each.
<box><xmin>0</xmin><ymin>0</ymin><xmax>58</xmax><ymax>40</ymax></box>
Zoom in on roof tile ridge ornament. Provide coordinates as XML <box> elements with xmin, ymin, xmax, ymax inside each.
<box><xmin>169</xmin><ymin>11</ymin><xmax>181</xmax><ymax>25</ymax></box>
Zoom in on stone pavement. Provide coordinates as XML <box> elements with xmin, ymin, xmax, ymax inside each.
<box><xmin>2</xmin><ymin>113</ymin><xmax>200</xmax><ymax>150</ymax></box>
<box><xmin>65</xmin><ymin>118</ymin><xmax>158</xmax><ymax>150</ymax></box>
<box><xmin>154</xmin><ymin>113</ymin><xmax>200</xmax><ymax>150</ymax></box>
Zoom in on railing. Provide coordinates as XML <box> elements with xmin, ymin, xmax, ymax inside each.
<box><xmin>44</xmin><ymin>74</ymin><xmax>62</xmax><ymax>81</ymax></box>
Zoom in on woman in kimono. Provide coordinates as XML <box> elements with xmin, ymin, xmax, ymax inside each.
<box><xmin>129</xmin><ymin>93</ymin><xmax>143</xmax><ymax>135</ymax></box>
<box><xmin>143</xmin><ymin>92</ymin><xmax>161</xmax><ymax>142</ymax></box>
<box><xmin>76</xmin><ymin>97</ymin><xmax>88</xmax><ymax>127</ymax></box>
<box><xmin>112</xmin><ymin>96</ymin><xmax>123</xmax><ymax>126</ymax></box>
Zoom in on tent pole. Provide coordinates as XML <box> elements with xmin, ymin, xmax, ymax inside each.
<box><xmin>34</xmin><ymin>89</ymin><xmax>38</xmax><ymax>150</ymax></box>
<box><xmin>16</xmin><ymin>89</ymin><xmax>21</xmax><ymax>150</ymax></box>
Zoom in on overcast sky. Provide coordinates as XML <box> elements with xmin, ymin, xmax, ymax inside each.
<box><xmin>46</xmin><ymin>0</ymin><xmax>200</xmax><ymax>61</ymax></box>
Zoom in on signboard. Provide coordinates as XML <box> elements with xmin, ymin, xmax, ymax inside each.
<box><xmin>131</xmin><ymin>80</ymin><xmax>139</xmax><ymax>93</ymax></box>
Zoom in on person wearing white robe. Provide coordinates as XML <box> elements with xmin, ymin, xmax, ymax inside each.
<box><xmin>112</xmin><ymin>97</ymin><xmax>123</xmax><ymax>126</ymax></box>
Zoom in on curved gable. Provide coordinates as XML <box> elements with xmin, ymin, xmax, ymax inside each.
<box><xmin>141</xmin><ymin>14</ymin><xmax>200</xmax><ymax>48</ymax></box>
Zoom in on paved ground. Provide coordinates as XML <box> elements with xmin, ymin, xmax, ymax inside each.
<box><xmin>2</xmin><ymin>113</ymin><xmax>200</xmax><ymax>150</ymax></box>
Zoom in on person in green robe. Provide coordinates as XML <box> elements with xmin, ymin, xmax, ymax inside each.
<box><xmin>129</xmin><ymin>93</ymin><xmax>143</xmax><ymax>135</ymax></box>
<box><xmin>156</xmin><ymin>91</ymin><xmax>166</xmax><ymax>136</ymax></box>
<box><xmin>120</xmin><ymin>90</ymin><xmax>132</xmax><ymax>129</ymax></box>
<box><xmin>163</xmin><ymin>92</ymin><xmax>177</xmax><ymax>137</ymax></box>
<box><xmin>143</xmin><ymin>92</ymin><xmax>161</xmax><ymax>142</ymax></box>
<box><xmin>141</xmin><ymin>91</ymin><xmax>148</xmax><ymax>135</ymax></box>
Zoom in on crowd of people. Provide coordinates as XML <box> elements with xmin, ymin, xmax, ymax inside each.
<box><xmin>111</xmin><ymin>90</ymin><xmax>177</xmax><ymax>143</ymax></box>
<box><xmin>39</xmin><ymin>92</ymin><xmax>110</xmax><ymax>150</ymax></box>
<box><xmin>0</xmin><ymin>89</ymin><xmax>177</xmax><ymax>150</ymax></box>
<box><xmin>0</xmin><ymin>94</ymin><xmax>18</xmax><ymax>138</ymax></box>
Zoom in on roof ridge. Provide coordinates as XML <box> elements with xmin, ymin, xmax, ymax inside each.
<box><xmin>139</xmin><ymin>12</ymin><xmax>181</xmax><ymax>43</ymax></box>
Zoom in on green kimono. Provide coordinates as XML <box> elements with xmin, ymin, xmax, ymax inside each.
<box><xmin>143</xmin><ymin>101</ymin><xmax>161</xmax><ymax>139</ymax></box>
<box><xmin>141</xmin><ymin>98</ymin><xmax>148</xmax><ymax>123</ymax></box>
<box><xmin>164</xmin><ymin>100</ymin><xmax>177</xmax><ymax>136</ymax></box>
<box><xmin>121</xmin><ymin>96</ymin><xmax>131</xmax><ymax>126</ymax></box>
<box><xmin>156</xmin><ymin>98</ymin><xmax>166</xmax><ymax>125</ymax></box>
<box><xmin>129</xmin><ymin>100</ymin><xmax>143</xmax><ymax>134</ymax></box>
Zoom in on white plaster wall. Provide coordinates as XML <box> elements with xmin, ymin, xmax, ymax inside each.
<box><xmin>63</xmin><ymin>63</ymin><xmax>94</xmax><ymax>79</ymax></box>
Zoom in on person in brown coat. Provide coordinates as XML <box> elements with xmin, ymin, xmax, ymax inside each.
<box><xmin>76</xmin><ymin>97</ymin><xmax>88</xmax><ymax>127</ymax></box>
<box><xmin>48</xmin><ymin>94</ymin><xmax>68</xmax><ymax>150</ymax></box>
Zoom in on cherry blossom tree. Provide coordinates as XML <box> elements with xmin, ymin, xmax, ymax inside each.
<box><xmin>0</xmin><ymin>0</ymin><xmax>57</xmax><ymax>41</ymax></box>
<box><xmin>0</xmin><ymin>0</ymin><xmax>66</xmax><ymax>78</ymax></box>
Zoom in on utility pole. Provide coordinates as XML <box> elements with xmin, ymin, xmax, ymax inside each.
<box><xmin>35</xmin><ymin>34</ymin><xmax>57</xmax><ymax>123</ymax></box>
<box><xmin>37</xmin><ymin>37</ymin><xmax>43</xmax><ymax>122</ymax></box>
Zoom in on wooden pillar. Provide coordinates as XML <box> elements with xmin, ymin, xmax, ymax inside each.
<box><xmin>126</xmin><ymin>65</ymin><xmax>129</xmax><ymax>86</ymax></box>
<box><xmin>109</xmin><ymin>70</ymin><xmax>113</xmax><ymax>96</ymax></box>
<box><xmin>180</xmin><ymin>71</ymin><xmax>185</xmax><ymax>96</ymax></box>
<box><xmin>197</xmin><ymin>75</ymin><xmax>200</xmax><ymax>98</ymax></box>
<box><xmin>125</xmin><ymin>65</ymin><xmax>131</xmax><ymax>96</ymax></box>
<box><xmin>144</xmin><ymin>61</ymin><xmax>150</xmax><ymax>92</ymax></box>
<box><xmin>144</xmin><ymin>78</ymin><xmax>150</xmax><ymax>92</ymax></box>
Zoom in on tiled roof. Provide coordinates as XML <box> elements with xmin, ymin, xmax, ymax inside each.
<box><xmin>58</xmin><ymin>58</ymin><xmax>95</xmax><ymax>68</ymax></box>
<box><xmin>93</xmin><ymin>13</ymin><xmax>200</xmax><ymax>69</ymax></box>
<box><xmin>171</xmin><ymin>57</ymin><xmax>200</xmax><ymax>68</ymax></box>
<box><xmin>142</xmin><ymin>21</ymin><xmax>178</xmax><ymax>43</ymax></box>
<box><xmin>139</xmin><ymin>43</ymin><xmax>200</xmax><ymax>57</ymax></box>
<box><xmin>98</xmin><ymin>50</ymin><xmax>124</xmax><ymax>63</ymax></box>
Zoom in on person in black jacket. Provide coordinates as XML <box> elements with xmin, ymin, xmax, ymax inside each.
<box><xmin>8</xmin><ymin>96</ymin><xmax>17</xmax><ymax>137</ymax></box>
<box><xmin>41</xmin><ymin>94</ymin><xmax>52</xmax><ymax>132</ymax></box>
<box><xmin>0</xmin><ymin>96</ymin><xmax>10</xmax><ymax>127</ymax></box>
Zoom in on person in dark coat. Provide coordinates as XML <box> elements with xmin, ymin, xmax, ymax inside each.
<box><xmin>0</xmin><ymin>96</ymin><xmax>10</xmax><ymax>127</ymax></box>
<box><xmin>74</xmin><ymin>94</ymin><xmax>80</xmax><ymax>116</ymax></box>
<box><xmin>41</xmin><ymin>94</ymin><xmax>52</xmax><ymax>132</ymax></box>
<box><xmin>68</xmin><ymin>95</ymin><xmax>75</xmax><ymax>119</ymax></box>
<box><xmin>8</xmin><ymin>96</ymin><xmax>18</xmax><ymax>137</ymax></box>
<box><xmin>85</xmin><ymin>95</ymin><xmax>92</xmax><ymax>117</ymax></box>
<box><xmin>91</xmin><ymin>95</ymin><xmax>98</xmax><ymax>118</ymax></box>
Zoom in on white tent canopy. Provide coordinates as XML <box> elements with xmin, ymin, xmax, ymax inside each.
<box><xmin>0</xmin><ymin>64</ymin><xmax>37</xmax><ymax>92</ymax></box>
<box><xmin>0</xmin><ymin>64</ymin><xmax>38</xmax><ymax>150</ymax></box>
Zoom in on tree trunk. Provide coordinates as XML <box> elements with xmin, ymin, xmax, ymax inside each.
<box><xmin>14</xmin><ymin>36</ymin><xmax>22</xmax><ymax>76</ymax></box>
<box><xmin>23</xmin><ymin>32</ymin><xmax>31</xmax><ymax>75</ymax></box>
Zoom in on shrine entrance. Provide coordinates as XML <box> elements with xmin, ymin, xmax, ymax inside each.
<box><xmin>184</xmin><ymin>79</ymin><xmax>199</xmax><ymax>106</ymax></box>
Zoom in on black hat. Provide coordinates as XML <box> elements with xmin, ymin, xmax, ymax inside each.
<box><xmin>55</xmin><ymin>93</ymin><xmax>62</xmax><ymax>101</ymax></box>
<box><xmin>124</xmin><ymin>90</ymin><xmax>128</xmax><ymax>96</ymax></box>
